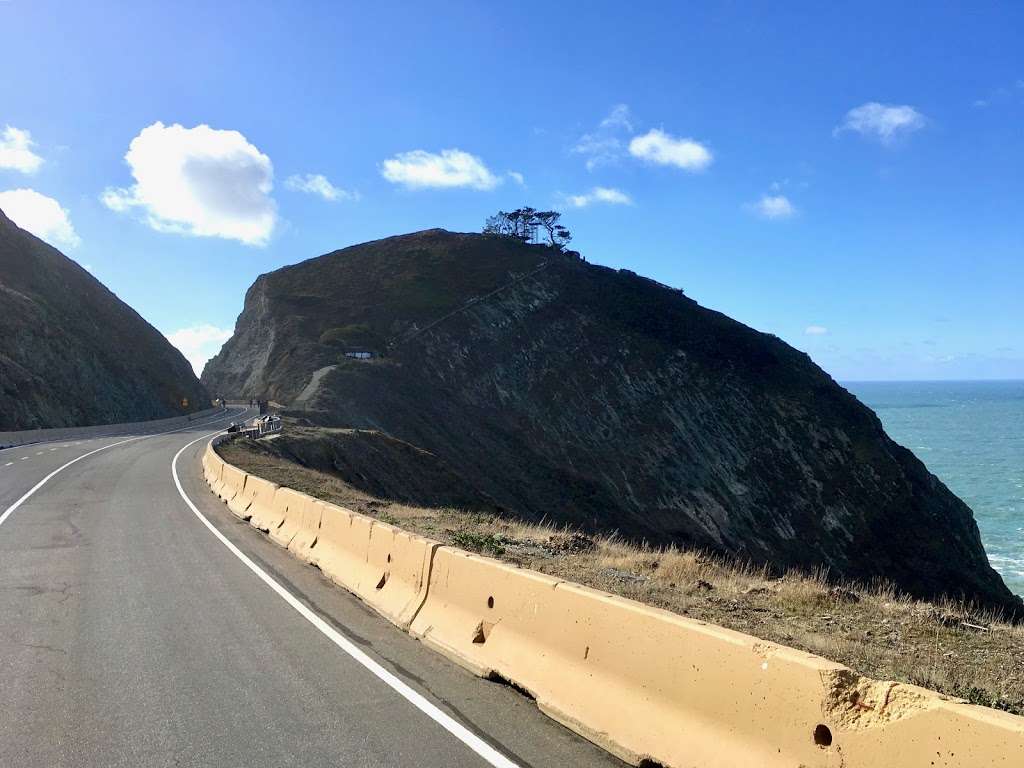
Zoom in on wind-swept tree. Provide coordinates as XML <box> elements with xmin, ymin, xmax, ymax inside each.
<box><xmin>483</xmin><ymin>207</ymin><xmax>572</xmax><ymax>250</ymax></box>
<box><xmin>533</xmin><ymin>210</ymin><xmax>573</xmax><ymax>250</ymax></box>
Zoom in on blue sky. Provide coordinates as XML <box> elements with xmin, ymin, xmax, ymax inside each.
<box><xmin>1</xmin><ymin>1</ymin><xmax>1021</xmax><ymax>380</ymax></box>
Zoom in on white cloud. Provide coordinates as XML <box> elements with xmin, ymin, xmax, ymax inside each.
<box><xmin>599</xmin><ymin>103</ymin><xmax>633</xmax><ymax>132</ymax></box>
<box><xmin>572</xmin><ymin>134</ymin><xmax>623</xmax><ymax>171</ymax></box>
<box><xmin>102</xmin><ymin>122</ymin><xmax>276</xmax><ymax>246</ymax></box>
<box><xmin>507</xmin><ymin>170</ymin><xmax>525</xmax><ymax>186</ymax></box>
<box><xmin>285</xmin><ymin>173</ymin><xmax>358</xmax><ymax>202</ymax></box>
<box><xmin>565</xmin><ymin>186</ymin><xmax>634</xmax><ymax>208</ymax></box>
<box><xmin>572</xmin><ymin>104</ymin><xmax>634</xmax><ymax>171</ymax></box>
<box><xmin>805</xmin><ymin>325</ymin><xmax>829</xmax><ymax>336</ymax></box>
<box><xmin>165</xmin><ymin>324</ymin><xmax>233</xmax><ymax>376</ymax></box>
<box><xmin>0</xmin><ymin>188</ymin><xmax>80</xmax><ymax>247</ymax></box>
<box><xmin>380</xmin><ymin>149</ymin><xmax>499</xmax><ymax>190</ymax></box>
<box><xmin>0</xmin><ymin>126</ymin><xmax>43</xmax><ymax>174</ymax></box>
<box><xmin>834</xmin><ymin>102</ymin><xmax>926</xmax><ymax>144</ymax></box>
<box><xmin>628</xmin><ymin>129</ymin><xmax>713</xmax><ymax>171</ymax></box>
<box><xmin>751</xmin><ymin>194</ymin><xmax>796</xmax><ymax>220</ymax></box>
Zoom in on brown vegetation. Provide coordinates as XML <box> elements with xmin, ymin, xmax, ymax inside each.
<box><xmin>218</xmin><ymin>437</ymin><xmax>1024</xmax><ymax>715</ymax></box>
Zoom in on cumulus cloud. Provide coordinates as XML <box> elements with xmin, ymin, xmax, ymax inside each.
<box><xmin>805</xmin><ymin>325</ymin><xmax>829</xmax><ymax>336</ymax></box>
<box><xmin>564</xmin><ymin>186</ymin><xmax>634</xmax><ymax>208</ymax></box>
<box><xmin>0</xmin><ymin>188</ymin><xmax>80</xmax><ymax>247</ymax></box>
<box><xmin>285</xmin><ymin>173</ymin><xmax>358</xmax><ymax>201</ymax></box>
<box><xmin>165</xmin><ymin>324</ymin><xmax>233</xmax><ymax>376</ymax></box>
<box><xmin>628</xmin><ymin>129</ymin><xmax>713</xmax><ymax>171</ymax></box>
<box><xmin>102</xmin><ymin>122</ymin><xmax>276</xmax><ymax>246</ymax></box>
<box><xmin>507</xmin><ymin>170</ymin><xmax>525</xmax><ymax>186</ymax></box>
<box><xmin>0</xmin><ymin>126</ymin><xmax>43</xmax><ymax>174</ymax></box>
<box><xmin>380</xmin><ymin>149</ymin><xmax>499</xmax><ymax>190</ymax></box>
<box><xmin>750</xmin><ymin>194</ymin><xmax>796</xmax><ymax>219</ymax></box>
<box><xmin>834</xmin><ymin>102</ymin><xmax>926</xmax><ymax>144</ymax></box>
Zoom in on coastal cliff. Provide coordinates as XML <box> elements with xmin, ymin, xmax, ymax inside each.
<box><xmin>203</xmin><ymin>229</ymin><xmax>1020</xmax><ymax>614</ymax></box>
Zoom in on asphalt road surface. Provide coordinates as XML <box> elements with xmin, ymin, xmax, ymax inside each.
<box><xmin>0</xmin><ymin>409</ymin><xmax>624</xmax><ymax>767</ymax></box>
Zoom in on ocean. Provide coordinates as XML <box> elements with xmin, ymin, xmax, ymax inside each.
<box><xmin>846</xmin><ymin>380</ymin><xmax>1024</xmax><ymax>597</ymax></box>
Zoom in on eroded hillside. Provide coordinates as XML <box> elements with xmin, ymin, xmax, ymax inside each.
<box><xmin>203</xmin><ymin>229</ymin><xmax>1021</xmax><ymax>615</ymax></box>
<box><xmin>0</xmin><ymin>207</ymin><xmax>208</xmax><ymax>429</ymax></box>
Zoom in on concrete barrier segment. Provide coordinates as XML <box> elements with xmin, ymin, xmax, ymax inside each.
<box><xmin>205</xmin><ymin>451</ymin><xmax>1024</xmax><ymax>768</ymax></box>
<box><xmin>267</xmin><ymin>487</ymin><xmax>307</xmax><ymax>548</ymax></box>
<box><xmin>217</xmin><ymin>465</ymin><xmax>248</xmax><ymax>511</ymax></box>
<box><xmin>228</xmin><ymin>474</ymin><xmax>276</xmax><ymax>521</ymax></box>
<box><xmin>287</xmin><ymin>497</ymin><xmax>325</xmax><ymax>563</ymax></box>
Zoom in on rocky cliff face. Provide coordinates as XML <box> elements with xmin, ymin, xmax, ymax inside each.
<box><xmin>203</xmin><ymin>229</ymin><xmax>1020</xmax><ymax>614</ymax></box>
<box><xmin>0</xmin><ymin>207</ymin><xmax>209</xmax><ymax>429</ymax></box>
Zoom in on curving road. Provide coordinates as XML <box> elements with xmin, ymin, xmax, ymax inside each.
<box><xmin>0</xmin><ymin>410</ymin><xmax>622</xmax><ymax>767</ymax></box>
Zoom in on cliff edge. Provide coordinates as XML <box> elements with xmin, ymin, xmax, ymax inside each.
<box><xmin>203</xmin><ymin>229</ymin><xmax>1020</xmax><ymax>614</ymax></box>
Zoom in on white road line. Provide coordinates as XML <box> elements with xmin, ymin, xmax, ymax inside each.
<box><xmin>19</xmin><ymin>457</ymin><xmax>28</xmax><ymax>461</ymax></box>
<box><xmin>4</xmin><ymin>462</ymin><xmax>11</xmax><ymax>467</ymax></box>
<box><xmin>172</xmin><ymin>434</ymin><xmax>521</xmax><ymax>768</ymax></box>
<box><xmin>0</xmin><ymin>409</ymin><xmax>244</xmax><ymax>531</ymax></box>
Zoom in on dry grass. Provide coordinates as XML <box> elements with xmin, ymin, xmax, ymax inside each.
<box><xmin>219</xmin><ymin>439</ymin><xmax>1024</xmax><ymax>715</ymax></box>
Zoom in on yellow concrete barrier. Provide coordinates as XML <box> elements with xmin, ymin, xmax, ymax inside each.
<box><xmin>244</xmin><ymin>481</ymin><xmax>284</xmax><ymax>533</ymax></box>
<box><xmin>310</xmin><ymin>508</ymin><xmax>374</xmax><ymax>591</ymax></box>
<box><xmin>410</xmin><ymin>548</ymin><xmax>1024</xmax><ymax>768</ymax></box>
<box><xmin>268</xmin><ymin>487</ymin><xmax>306</xmax><ymax>548</ymax></box>
<box><xmin>307</xmin><ymin>508</ymin><xmax>438</xmax><ymax>629</ymax></box>
<box><xmin>308</xmin><ymin>501</ymin><xmax>356</xmax><ymax>577</ymax></box>
<box><xmin>204</xmin><ymin>456</ymin><xmax>219</xmax><ymax>488</ymax></box>
<box><xmin>204</xmin><ymin>443</ymin><xmax>227</xmax><ymax>494</ymax></box>
<box><xmin>201</xmin><ymin>445</ymin><xmax>217</xmax><ymax>485</ymax></box>
<box><xmin>216</xmin><ymin>464</ymin><xmax>247</xmax><ymax>507</ymax></box>
<box><xmin>204</xmin><ymin>446</ymin><xmax>1024</xmax><ymax>767</ymax></box>
<box><xmin>228</xmin><ymin>474</ymin><xmax>277</xmax><ymax>521</ymax></box>
<box><xmin>204</xmin><ymin>441</ymin><xmax>221</xmax><ymax>471</ymax></box>
<box><xmin>286</xmin><ymin>497</ymin><xmax>324</xmax><ymax>563</ymax></box>
<box><xmin>360</xmin><ymin>521</ymin><xmax>439</xmax><ymax>629</ymax></box>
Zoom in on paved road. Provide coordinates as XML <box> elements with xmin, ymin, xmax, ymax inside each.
<box><xmin>0</xmin><ymin>411</ymin><xmax>623</xmax><ymax>767</ymax></box>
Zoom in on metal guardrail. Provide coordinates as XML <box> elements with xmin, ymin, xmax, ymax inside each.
<box><xmin>0</xmin><ymin>406</ymin><xmax>227</xmax><ymax>450</ymax></box>
<box><xmin>227</xmin><ymin>414</ymin><xmax>282</xmax><ymax>439</ymax></box>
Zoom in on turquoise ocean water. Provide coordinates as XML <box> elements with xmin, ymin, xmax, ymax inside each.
<box><xmin>846</xmin><ymin>381</ymin><xmax>1024</xmax><ymax>597</ymax></box>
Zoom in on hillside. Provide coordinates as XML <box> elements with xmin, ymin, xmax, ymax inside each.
<box><xmin>0</xmin><ymin>207</ymin><xmax>209</xmax><ymax>429</ymax></box>
<box><xmin>221</xmin><ymin>431</ymin><xmax>1024</xmax><ymax>715</ymax></box>
<box><xmin>203</xmin><ymin>229</ymin><xmax>1021</xmax><ymax>615</ymax></box>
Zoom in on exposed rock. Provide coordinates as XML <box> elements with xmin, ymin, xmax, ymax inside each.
<box><xmin>203</xmin><ymin>229</ymin><xmax>1021</xmax><ymax>615</ymax></box>
<box><xmin>0</xmin><ymin>207</ymin><xmax>208</xmax><ymax>429</ymax></box>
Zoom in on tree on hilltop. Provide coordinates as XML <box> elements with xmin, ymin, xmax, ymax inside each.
<box><xmin>484</xmin><ymin>207</ymin><xmax>572</xmax><ymax>251</ymax></box>
<box><xmin>533</xmin><ymin>210</ymin><xmax>572</xmax><ymax>250</ymax></box>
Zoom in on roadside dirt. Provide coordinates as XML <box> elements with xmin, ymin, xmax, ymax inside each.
<box><xmin>218</xmin><ymin>434</ymin><xmax>1024</xmax><ymax>716</ymax></box>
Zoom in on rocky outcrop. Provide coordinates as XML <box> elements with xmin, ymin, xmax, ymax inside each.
<box><xmin>203</xmin><ymin>229</ymin><xmax>1021</xmax><ymax>614</ymax></box>
<box><xmin>0</xmin><ymin>207</ymin><xmax>209</xmax><ymax>429</ymax></box>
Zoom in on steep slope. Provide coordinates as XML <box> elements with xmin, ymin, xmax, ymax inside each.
<box><xmin>0</xmin><ymin>207</ymin><xmax>209</xmax><ymax>429</ymax></box>
<box><xmin>203</xmin><ymin>229</ymin><xmax>1020</xmax><ymax>614</ymax></box>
